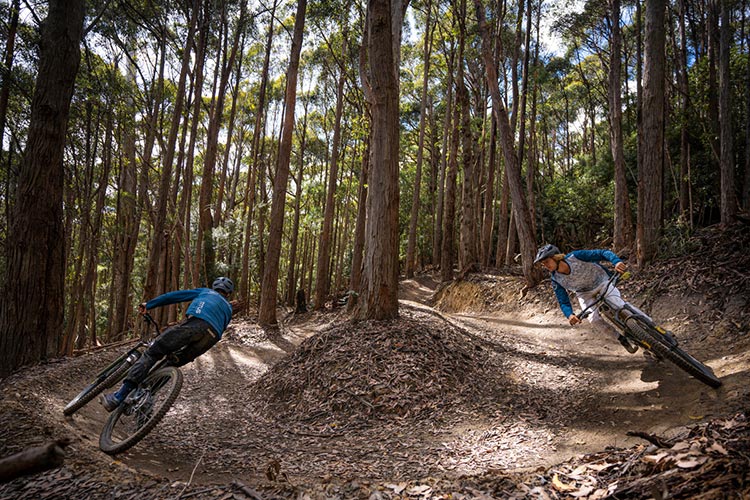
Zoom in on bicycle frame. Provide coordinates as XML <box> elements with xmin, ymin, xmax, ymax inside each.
<box><xmin>577</xmin><ymin>272</ymin><xmax>678</xmax><ymax>348</ymax></box>
<box><xmin>95</xmin><ymin>314</ymin><xmax>163</xmax><ymax>378</ymax></box>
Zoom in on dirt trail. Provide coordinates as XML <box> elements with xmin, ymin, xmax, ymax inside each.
<box><xmin>400</xmin><ymin>274</ymin><xmax>749</xmax><ymax>468</ymax></box>
<box><xmin>1</xmin><ymin>273</ymin><xmax>748</xmax><ymax>498</ymax></box>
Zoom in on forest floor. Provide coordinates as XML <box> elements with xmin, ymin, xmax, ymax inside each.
<box><xmin>1</xmin><ymin>221</ymin><xmax>749</xmax><ymax>499</ymax></box>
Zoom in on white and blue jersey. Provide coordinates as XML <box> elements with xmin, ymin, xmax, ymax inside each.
<box><xmin>146</xmin><ymin>288</ymin><xmax>233</xmax><ymax>339</ymax></box>
<box><xmin>549</xmin><ymin>250</ymin><xmax>622</xmax><ymax>318</ymax></box>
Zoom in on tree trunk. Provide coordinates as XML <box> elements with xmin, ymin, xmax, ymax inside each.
<box><xmin>108</xmin><ymin>52</ymin><xmax>141</xmax><ymax>341</ymax></box>
<box><xmin>406</xmin><ymin>0</ymin><xmax>433</xmax><ymax>278</ymax></box>
<box><xmin>744</xmin><ymin>2</ymin><xmax>750</xmax><ymax>210</ymax></box>
<box><xmin>441</xmin><ymin>103</ymin><xmax>460</xmax><ymax>282</ymax></box>
<box><xmin>315</xmin><ymin>36</ymin><xmax>347</xmax><ymax>309</ymax></box>
<box><xmin>258</xmin><ymin>0</ymin><xmax>306</xmax><ymax>326</ymax></box>
<box><xmin>457</xmin><ymin>0</ymin><xmax>479</xmax><ymax>275</ymax></box>
<box><xmin>286</xmin><ymin>98</ymin><xmax>309</xmax><ymax>306</ymax></box>
<box><xmin>240</xmin><ymin>0</ymin><xmax>278</xmax><ymax>301</ymax></box>
<box><xmin>144</xmin><ymin>3</ymin><xmax>199</xmax><ymax>313</ymax></box>
<box><xmin>718</xmin><ymin>0</ymin><xmax>737</xmax><ymax>224</ymax></box>
<box><xmin>214</xmin><ymin>35</ymin><xmax>246</xmax><ymax>227</ymax></box>
<box><xmin>481</xmin><ymin>116</ymin><xmax>497</xmax><ymax>267</ymax></box>
<box><xmin>433</xmin><ymin>58</ymin><xmax>453</xmax><ymax>267</ymax></box>
<box><xmin>637</xmin><ymin>0</ymin><xmax>666</xmax><ymax>267</ymax></box>
<box><xmin>356</xmin><ymin>0</ymin><xmax>406</xmax><ymax>320</ymax></box>
<box><xmin>676</xmin><ymin>0</ymin><xmax>692</xmax><ymax>222</ymax></box>
<box><xmin>0</xmin><ymin>0</ymin><xmax>20</xmax><ymax>212</ymax></box>
<box><xmin>198</xmin><ymin>2</ymin><xmax>246</xmax><ymax>283</ymax></box>
<box><xmin>475</xmin><ymin>0</ymin><xmax>539</xmax><ymax>286</ymax></box>
<box><xmin>349</xmin><ymin>139</ymin><xmax>369</xmax><ymax>293</ymax></box>
<box><xmin>609</xmin><ymin>0</ymin><xmax>633</xmax><ymax>252</ymax></box>
<box><xmin>0</xmin><ymin>0</ymin><xmax>85</xmax><ymax>376</ymax></box>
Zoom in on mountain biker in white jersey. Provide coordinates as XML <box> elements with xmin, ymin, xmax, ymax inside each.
<box><xmin>534</xmin><ymin>244</ymin><xmax>649</xmax><ymax>353</ymax></box>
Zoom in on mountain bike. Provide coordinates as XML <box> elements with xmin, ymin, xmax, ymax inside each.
<box><xmin>63</xmin><ymin>320</ymin><xmax>154</xmax><ymax>416</ymax></box>
<box><xmin>578</xmin><ymin>272</ymin><xmax>722</xmax><ymax>389</ymax></box>
<box><xmin>63</xmin><ymin>314</ymin><xmax>184</xmax><ymax>455</ymax></box>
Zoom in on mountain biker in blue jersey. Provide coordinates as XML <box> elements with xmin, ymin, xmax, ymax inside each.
<box><xmin>101</xmin><ymin>277</ymin><xmax>234</xmax><ymax>411</ymax></box>
<box><xmin>534</xmin><ymin>244</ymin><xmax>647</xmax><ymax>353</ymax></box>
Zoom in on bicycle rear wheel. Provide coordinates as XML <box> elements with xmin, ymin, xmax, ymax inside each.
<box><xmin>99</xmin><ymin>366</ymin><xmax>183</xmax><ymax>455</ymax></box>
<box><xmin>626</xmin><ymin>319</ymin><xmax>722</xmax><ymax>388</ymax></box>
<box><xmin>63</xmin><ymin>360</ymin><xmax>132</xmax><ymax>416</ymax></box>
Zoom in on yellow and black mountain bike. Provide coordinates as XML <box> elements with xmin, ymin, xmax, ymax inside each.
<box><xmin>578</xmin><ymin>272</ymin><xmax>722</xmax><ymax>389</ymax></box>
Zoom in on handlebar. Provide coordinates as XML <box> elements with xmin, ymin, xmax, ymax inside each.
<box><xmin>142</xmin><ymin>312</ymin><xmax>161</xmax><ymax>337</ymax></box>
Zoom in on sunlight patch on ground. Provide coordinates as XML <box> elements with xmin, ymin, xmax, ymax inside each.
<box><xmin>604</xmin><ymin>376</ymin><xmax>659</xmax><ymax>394</ymax></box>
<box><xmin>225</xmin><ymin>346</ymin><xmax>269</xmax><ymax>370</ymax></box>
<box><xmin>437</xmin><ymin>419</ymin><xmax>557</xmax><ymax>474</ymax></box>
<box><xmin>706</xmin><ymin>350</ymin><xmax>750</xmax><ymax>378</ymax></box>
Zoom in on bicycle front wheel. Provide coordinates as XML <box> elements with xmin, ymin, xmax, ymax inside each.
<box><xmin>63</xmin><ymin>360</ymin><xmax>132</xmax><ymax>416</ymax></box>
<box><xmin>626</xmin><ymin>319</ymin><xmax>722</xmax><ymax>389</ymax></box>
<box><xmin>99</xmin><ymin>366</ymin><xmax>183</xmax><ymax>455</ymax></box>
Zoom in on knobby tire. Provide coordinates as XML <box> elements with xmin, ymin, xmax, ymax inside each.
<box><xmin>99</xmin><ymin>366</ymin><xmax>183</xmax><ymax>455</ymax></box>
<box><xmin>626</xmin><ymin>319</ymin><xmax>722</xmax><ymax>389</ymax></box>
<box><xmin>63</xmin><ymin>360</ymin><xmax>131</xmax><ymax>416</ymax></box>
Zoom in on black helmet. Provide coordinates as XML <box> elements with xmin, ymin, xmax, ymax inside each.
<box><xmin>212</xmin><ymin>277</ymin><xmax>234</xmax><ymax>294</ymax></box>
<box><xmin>534</xmin><ymin>244</ymin><xmax>560</xmax><ymax>264</ymax></box>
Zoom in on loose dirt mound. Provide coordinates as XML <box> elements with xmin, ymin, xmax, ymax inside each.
<box><xmin>434</xmin><ymin>272</ymin><xmax>556</xmax><ymax>315</ymax></box>
<box><xmin>247</xmin><ymin>307</ymin><xmax>506</xmax><ymax>430</ymax></box>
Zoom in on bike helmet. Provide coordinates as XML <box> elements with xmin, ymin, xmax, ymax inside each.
<box><xmin>533</xmin><ymin>244</ymin><xmax>561</xmax><ymax>264</ymax></box>
<box><xmin>212</xmin><ymin>277</ymin><xmax>234</xmax><ymax>295</ymax></box>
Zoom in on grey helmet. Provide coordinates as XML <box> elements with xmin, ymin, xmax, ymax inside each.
<box><xmin>212</xmin><ymin>277</ymin><xmax>234</xmax><ymax>295</ymax></box>
<box><xmin>534</xmin><ymin>244</ymin><xmax>560</xmax><ymax>264</ymax></box>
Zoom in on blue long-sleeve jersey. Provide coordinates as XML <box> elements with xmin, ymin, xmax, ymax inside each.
<box><xmin>146</xmin><ymin>288</ymin><xmax>233</xmax><ymax>339</ymax></box>
<box><xmin>549</xmin><ymin>249</ymin><xmax>622</xmax><ymax>318</ymax></box>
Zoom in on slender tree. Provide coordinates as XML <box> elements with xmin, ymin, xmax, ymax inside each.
<box><xmin>315</xmin><ymin>35</ymin><xmax>348</xmax><ymax>309</ymax></box>
<box><xmin>475</xmin><ymin>0</ymin><xmax>539</xmax><ymax>286</ymax></box>
<box><xmin>718</xmin><ymin>0</ymin><xmax>737</xmax><ymax>224</ymax></box>
<box><xmin>258</xmin><ymin>0</ymin><xmax>307</xmax><ymax>326</ymax></box>
<box><xmin>609</xmin><ymin>0</ymin><xmax>633</xmax><ymax>251</ymax></box>
<box><xmin>406</xmin><ymin>0</ymin><xmax>433</xmax><ymax>278</ymax></box>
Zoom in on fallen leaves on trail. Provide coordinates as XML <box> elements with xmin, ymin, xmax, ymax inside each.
<box><xmin>246</xmin><ymin>308</ymin><xmax>507</xmax><ymax>431</ymax></box>
<box><xmin>526</xmin><ymin>411</ymin><xmax>750</xmax><ymax>499</ymax></box>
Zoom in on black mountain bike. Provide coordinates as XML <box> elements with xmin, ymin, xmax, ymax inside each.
<box><xmin>64</xmin><ymin>314</ymin><xmax>184</xmax><ymax>455</ymax></box>
<box><xmin>578</xmin><ymin>272</ymin><xmax>722</xmax><ymax>389</ymax></box>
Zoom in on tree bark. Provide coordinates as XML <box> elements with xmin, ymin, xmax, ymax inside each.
<box><xmin>637</xmin><ymin>0</ymin><xmax>666</xmax><ymax>266</ymax></box>
<box><xmin>356</xmin><ymin>0</ymin><xmax>406</xmax><ymax>320</ymax></box>
<box><xmin>0</xmin><ymin>0</ymin><xmax>85</xmax><ymax>376</ymax></box>
<box><xmin>457</xmin><ymin>0</ymin><xmax>479</xmax><ymax>275</ymax></box>
<box><xmin>258</xmin><ymin>0</ymin><xmax>306</xmax><ymax>326</ymax></box>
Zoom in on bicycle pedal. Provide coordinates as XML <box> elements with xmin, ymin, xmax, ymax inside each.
<box><xmin>618</xmin><ymin>335</ymin><xmax>639</xmax><ymax>354</ymax></box>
